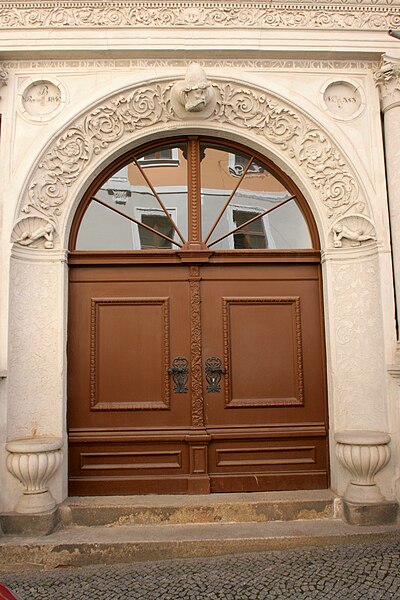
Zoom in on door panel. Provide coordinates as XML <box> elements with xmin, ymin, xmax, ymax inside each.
<box><xmin>201</xmin><ymin>263</ymin><xmax>328</xmax><ymax>492</ymax></box>
<box><xmin>68</xmin><ymin>265</ymin><xmax>192</xmax><ymax>429</ymax></box>
<box><xmin>201</xmin><ymin>264</ymin><xmax>327</xmax><ymax>426</ymax></box>
<box><xmin>221</xmin><ymin>296</ymin><xmax>303</xmax><ymax>408</ymax></box>
<box><xmin>91</xmin><ymin>297</ymin><xmax>171</xmax><ymax>410</ymax></box>
<box><xmin>68</xmin><ymin>261</ymin><xmax>328</xmax><ymax>494</ymax></box>
<box><xmin>68</xmin><ymin>264</ymin><xmax>196</xmax><ymax>495</ymax></box>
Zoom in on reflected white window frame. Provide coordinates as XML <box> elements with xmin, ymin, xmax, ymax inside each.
<box><xmin>228</xmin><ymin>153</ymin><xmax>264</xmax><ymax>177</ymax></box>
<box><xmin>227</xmin><ymin>203</ymin><xmax>276</xmax><ymax>250</ymax></box>
<box><xmin>132</xmin><ymin>206</ymin><xmax>178</xmax><ymax>249</ymax></box>
<box><xmin>137</xmin><ymin>148</ymin><xmax>180</xmax><ymax>168</ymax></box>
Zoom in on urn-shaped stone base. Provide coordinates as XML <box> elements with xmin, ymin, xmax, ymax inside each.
<box><xmin>6</xmin><ymin>437</ymin><xmax>63</xmax><ymax>514</ymax></box>
<box><xmin>335</xmin><ymin>430</ymin><xmax>391</xmax><ymax>504</ymax></box>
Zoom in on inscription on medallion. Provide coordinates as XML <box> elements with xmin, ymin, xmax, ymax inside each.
<box><xmin>22</xmin><ymin>81</ymin><xmax>61</xmax><ymax>116</ymax></box>
<box><xmin>322</xmin><ymin>81</ymin><xmax>363</xmax><ymax>120</ymax></box>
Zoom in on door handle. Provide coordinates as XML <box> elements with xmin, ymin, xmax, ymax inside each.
<box><xmin>205</xmin><ymin>357</ymin><xmax>226</xmax><ymax>393</ymax></box>
<box><xmin>168</xmin><ymin>357</ymin><xmax>189</xmax><ymax>393</ymax></box>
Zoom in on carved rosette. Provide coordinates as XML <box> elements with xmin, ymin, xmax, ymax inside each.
<box><xmin>335</xmin><ymin>430</ymin><xmax>391</xmax><ymax>503</ymax></box>
<box><xmin>6</xmin><ymin>437</ymin><xmax>63</xmax><ymax>514</ymax></box>
<box><xmin>374</xmin><ymin>55</ymin><xmax>400</xmax><ymax>112</ymax></box>
<box><xmin>14</xmin><ymin>73</ymin><xmax>369</xmax><ymax>250</ymax></box>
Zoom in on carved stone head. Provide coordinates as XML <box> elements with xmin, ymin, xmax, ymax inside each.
<box><xmin>180</xmin><ymin>63</ymin><xmax>212</xmax><ymax>112</ymax></box>
<box><xmin>171</xmin><ymin>63</ymin><xmax>216</xmax><ymax>117</ymax></box>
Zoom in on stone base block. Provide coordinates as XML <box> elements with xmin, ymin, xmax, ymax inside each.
<box><xmin>0</xmin><ymin>506</ymin><xmax>60</xmax><ymax>536</ymax></box>
<box><xmin>343</xmin><ymin>499</ymin><xmax>399</xmax><ymax>526</ymax></box>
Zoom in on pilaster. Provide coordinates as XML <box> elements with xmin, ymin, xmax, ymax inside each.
<box><xmin>375</xmin><ymin>54</ymin><xmax>400</xmax><ymax>340</ymax></box>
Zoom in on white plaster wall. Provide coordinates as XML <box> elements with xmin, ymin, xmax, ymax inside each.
<box><xmin>0</xmin><ymin>57</ymin><xmax>397</xmax><ymax>510</ymax></box>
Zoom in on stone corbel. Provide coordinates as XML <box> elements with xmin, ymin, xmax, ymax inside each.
<box><xmin>6</xmin><ymin>436</ymin><xmax>63</xmax><ymax>514</ymax></box>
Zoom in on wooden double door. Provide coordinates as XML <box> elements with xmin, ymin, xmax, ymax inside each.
<box><xmin>68</xmin><ymin>257</ymin><xmax>329</xmax><ymax>495</ymax></box>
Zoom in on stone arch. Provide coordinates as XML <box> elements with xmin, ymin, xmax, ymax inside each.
<box><xmin>11</xmin><ymin>72</ymin><xmax>376</xmax><ymax>253</ymax></box>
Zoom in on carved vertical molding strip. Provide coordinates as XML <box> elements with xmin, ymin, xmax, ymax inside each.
<box><xmin>189</xmin><ymin>265</ymin><xmax>204</xmax><ymax>427</ymax></box>
<box><xmin>185</xmin><ymin>137</ymin><xmax>203</xmax><ymax>249</ymax></box>
<box><xmin>330</xmin><ymin>256</ymin><xmax>387</xmax><ymax>430</ymax></box>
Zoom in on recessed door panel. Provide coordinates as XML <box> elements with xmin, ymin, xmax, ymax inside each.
<box><xmin>68</xmin><ymin>265</ymin><xmax>192</xmax><ymax>430</ymax></box>
<box><xmin>91</xmin><ymin>297</ymin><xmax>171</xmax><ymax>410</ymax></box>
<box><xmin>201</xmin><ymin>264</ymin><xmax>327</xmax><ymax>428</ymax></box>
<box><xmin>222</xmin><ymin>296</ymin><xmax>303</xmax><ymax>408</ymax></box>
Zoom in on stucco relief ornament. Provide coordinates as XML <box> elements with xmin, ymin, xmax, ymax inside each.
<box><xmin>374</xmin><ymin>55</ymin><xmax>400</xmax><ymax>108</ymax></box>
<box><xmin>0</xmin><ymin>64</ymin><xmax>8</xmax><ymax>98</ymax></box>
<box><xmin>171</xmin><ymin>63</ymin><xmax>217</xmax><ymax>119</ymax></box>
<box><xmin>330</xmin><ymin>214</ymin><xmax>376</xmax><ymax>248</ymax></box>
<box><xmin>13</xmin><ymin>74</ymin><xmax>371</xmax><ymax>251</ymax></box>
<box><xmin>12</xmin><ymin>217</ymin><xmax>56</xmax><ymax>249</ymax></box>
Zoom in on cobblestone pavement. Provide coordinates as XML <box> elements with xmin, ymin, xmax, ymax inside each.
<box><xmin>1</xmin><ymin>539</ymin><xmax>400</xmax><ymax>599</ymax></box>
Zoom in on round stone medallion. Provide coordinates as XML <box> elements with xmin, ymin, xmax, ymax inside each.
<box><xmin>321</xmin><ymin>80</ymin><xmax>364</xmax><ymax>120</ymax></box>
<box><xmin>18</xmin><ymin>77</ymin><xmax>66</xmax><ymax>122</ymax></box>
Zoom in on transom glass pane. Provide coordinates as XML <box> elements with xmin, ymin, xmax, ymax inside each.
<box><xmin>76</xmin><ymin>144</ymin><xmax>187</xmax><ymax>250</ymax></box>
<box><xmin>74</xmin><ymin>138</ymin><xmax>313</xmax><ymax>251</ymax></box>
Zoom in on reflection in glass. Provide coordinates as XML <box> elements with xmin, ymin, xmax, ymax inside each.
<box><xmin>75</xmin><ymin>139</ymin><xmax>313</xmax><ymax>251</ymax></box>
<box><xmin>201</xmin><ymin>146</ymin><xmax>312</xmax><ymax>250</ymax></box>
<box><xmin>76</xmin><ymin>145</ymin><xmax>187</xmax><ymax>250</ymax></box>
<box><xmin>232</xmin><ymin>210</ymin><xmax>268</xmax><ymax>249</ymax></box>
<box><xmin>139</xmin><ymin>213</ymin><xmax>175</xmax><ymax>249</ymax></box>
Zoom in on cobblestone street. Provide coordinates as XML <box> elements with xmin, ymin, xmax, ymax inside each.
<box><xmin>1</xmin><ymin>539</ymin><xmax>400</xmax><ymax>599</ymax></box>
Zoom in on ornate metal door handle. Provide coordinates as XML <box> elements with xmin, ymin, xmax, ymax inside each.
<box><xmin>168</xmin><ymin>357</ymin><xmax>189</xmax><ymax>393</ymax></box>
<box><xmin>205</xmin><ymin>357</ymin><xmax>226</xmax><ymax>393</ymax></box>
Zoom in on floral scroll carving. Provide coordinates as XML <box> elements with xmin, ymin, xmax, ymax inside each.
<box><xmin>14</xmin><ymin>73</ymin><xmax>369</xmax><ymax>250</ymax></box>
<box><xmin>0</xmin><ymin>2</ymin><xmax>399</xmax><ymax>31</ymax></box>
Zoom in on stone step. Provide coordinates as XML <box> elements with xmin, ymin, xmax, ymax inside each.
<box><xmin>61</xmin><ymin>490</ymin><xmax>336</xmax><ymax>527</ymax></box>
<box><xmin>1</xmin><ymin>518</ymin><xmax>399</xmax><ymax>572</ymax></box>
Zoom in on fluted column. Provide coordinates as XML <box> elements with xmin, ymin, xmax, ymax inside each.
<box><xmin>375</xmin><ymin>54</ymin><xmax>400</xmax><ymax>336</ymax></box>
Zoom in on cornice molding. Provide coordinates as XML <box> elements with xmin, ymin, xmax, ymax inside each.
<box><xmin>0</xmin><ymin>1</ymin><xmax>399</xmax><ymax>30</ymax></box>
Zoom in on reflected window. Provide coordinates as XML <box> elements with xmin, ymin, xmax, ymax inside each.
<box><xmin>229</xmin><ymin>153</ymin><xmax>264</xmax><ymax>177</ymax></box>
<box><xmin>232</xmin><ymin>210</ymin><xmax>268</xmax><ymax>249</ymax></box>
<box><xmin>138</xmin><ymin>148</ymin><xmax>179</xmax><ymax>168</ymax></box>
<box><xmin>136</xmin><ymin>210</ymin><xmax>176</xmax><ymax>249</ymax></box>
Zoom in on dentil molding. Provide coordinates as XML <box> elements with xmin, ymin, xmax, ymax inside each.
<box><xmin>0</xmin><ymin>1</ymin><xmax>399</xmax><ymax>30</ymax></box>
<box><xmin>12</xmin><ymin>72</ymin><xmax>373</xmax><ymax>250</ymax></box>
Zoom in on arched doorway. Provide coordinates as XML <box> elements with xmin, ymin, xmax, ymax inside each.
<box><xmin>68</xmin><ymin>136</ymin><xmax>328</xmax><ymax>495</ymax></box>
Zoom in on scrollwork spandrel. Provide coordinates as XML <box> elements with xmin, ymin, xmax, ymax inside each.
<box><xmin>13</xmin><ymin>71</ymin><xmax>368</xmax><ymax>250</ymax></box>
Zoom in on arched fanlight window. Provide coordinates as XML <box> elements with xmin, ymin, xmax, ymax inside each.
<box><xmin>71</xmin><ymin>137</ymin><xmax>317</xmax><ymax>251</ymax></box>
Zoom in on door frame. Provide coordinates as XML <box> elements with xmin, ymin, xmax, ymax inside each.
<box><xmin>67</xmin><ymin>135</ymin><xmax>329</xmax><ymax>495</ymax></box>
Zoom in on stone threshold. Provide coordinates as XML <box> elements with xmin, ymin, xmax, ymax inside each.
<box><xmin>61</xmin><ymin>489</ymin><xmax>337</xmax><ymax>527</ymax></box>
<box><xmin>0</xmin><ymin>518</ymin><xmax>399</xmax><ymax>573</ymax></box>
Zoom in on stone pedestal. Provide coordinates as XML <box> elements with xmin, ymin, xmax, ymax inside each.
<box><xmin>6</xmin><ymin>437</ymin><xmax>63</xmax><ymax>514</ymax></box>
<box><xmin>335</xmin><ymin>430</ymin><xmax>397</xmax><ymax>525</ymax></box>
